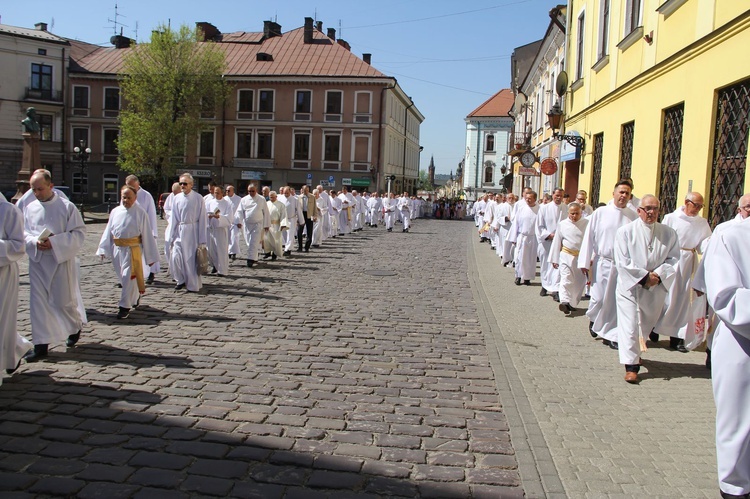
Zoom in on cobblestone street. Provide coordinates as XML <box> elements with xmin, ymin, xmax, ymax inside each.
<box><xmin>0</xmin><ymin>217</ymin><xmax>717</xmax><ymax>497</ymax></box>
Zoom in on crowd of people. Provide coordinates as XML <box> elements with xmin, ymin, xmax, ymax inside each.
<box><xmin>0</xmin><ymin>171</ymin><xmax>429</xmax><ymax>374</ymax></box>
<box><xmin>430</xmin><ymin>198</ymin><xmax>466</xmax><ymax>219</ymax></box>
<box><xmin>472</xmin><ymin>181</ymin><xmax>750</xmax><ymax>498</ymax></box>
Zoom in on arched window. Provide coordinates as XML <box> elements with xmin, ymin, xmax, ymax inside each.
<box><xmin>484</xmin><ymin>166</ymin><xmax>494</xmax><ymax>184</ymax></box>
<box><xmin>485</xmin><ymin>135</ymin><xmax>495</xmax><ymax>152</ymax></box>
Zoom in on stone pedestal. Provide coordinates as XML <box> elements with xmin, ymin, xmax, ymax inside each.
<box><xmin>11</xmin><ymin>132</ymin><xmax>40</xmax><ymax>203</ymax></box>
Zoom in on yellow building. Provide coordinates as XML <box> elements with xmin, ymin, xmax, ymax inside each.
<box><xmin>563</xmin><ymin>0</ymin><xmax>750</xmax><ymax>226</ymax></box>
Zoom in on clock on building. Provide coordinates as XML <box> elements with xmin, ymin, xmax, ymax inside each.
<box><xmin>520</xmin><ymin>151</ymin><xmax>537</xmax><ymax>168</ymax></box>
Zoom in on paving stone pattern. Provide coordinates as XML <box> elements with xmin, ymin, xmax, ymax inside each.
<box><xmin>470</xmin><ymin>225</ymin><xmax>718</xmax><ymax>498</ymax></box>
<box><xmin>1</xmin><ymin>217</ymin><xmax>528</xmax><ymax>498</ymax></box>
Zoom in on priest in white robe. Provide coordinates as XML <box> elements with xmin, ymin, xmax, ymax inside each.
<box><xmin>225</xmin><ymin>185</ymin><xmax>242</xmax><ymax>260</ymax></box>
<box><xmin>235</xmin><ymin>184</ymin><xmax>270</xmax><ymax>267</ymax></box>
<box><xmin>536</xmin><ymin>188</ymin><xmax>566</xmax><ymax>298</ymax></box>
<box><xmin>96</xmin><ymin>186</ymin><xmax>159</xmax><ymax>319</ymax></box>
<box><xmin>329</xmin><ymin>190</ymin><xmax>341</xmax><ymax>236</ymax></box>
<box><xmin>316</xmin><ymin>186</ymin><xmax>332</xmax><ymax>240</ymax></box>
<box><xmin>126</xmin><ymin>175</ymin><xmax>160</xmax><ymax>284</ymax></box>
<box><xmin>501</xmin><ymin>194</ymin><xmax>517</xmax><ymax>266</ymax></box>
<box><xmin>162</xmin><ymin>182</ymin><xmax>180</xmax><ymax>276</ymax></box>
<box><xmin>702</xmin><ymin>221</ymin><xmax>750</xmax><ymax>498</ymax></box>
<box><xmin>491</xmin><ymin>194</ymin><xmax>510</xmax><ymax>258</ymax></box>
<box><xmin>167</xmin><ymin>174</ymin><xmax>208</xmax><ymax>292</ymax></box>
<box><xmin>614</xmin><ymin>195</ymin><xmax>680</xmax><ymax>383</ymax></box>
<box><xmin>205</xmin><ymin>185</ymin><xmax>232</xmax><ymax>276</ymax></box>
<box><xmin>550</xmin><ymin>203</ymin><xmax>589</xmax><ymax>314</ymax></box>
<box><xmin>367</xmin><ymin>192</ymin><xmax>383</xmax><ymax>227</ymax></box>
<box><xmin>264</xmin><ymin>191</ymin><xmax>287</xmax><ymax>260</ymax></box>
<box><xmin>312</xmin><ymin>189</ymin><xmax>327</xmax><ymax>247</ymax></box>
<box><xmin>0</xmin><ymin>192</ymin><xmax>33</xmax><ymax>377</ymax></box>
<box><xmin>507</xmin><ymin>191</ymin><xmax>539</xmax><ymax>285</ymax></box>
<box><xmin>653</xmin><ymin>192</ymin><xmax>712</xmax><ymax>350</ymax></box>
<box><xmin>383</xmin><ymin>193</ymin><xmax>397</xmax><ymax>232</ymax></box>
<box><xmin>579</xmin><ymin>181</ymin><xmax>638</xmax><ymax>347</ymax></box>
<box><xmin>337</xmin><ymin>188</ymin><xmax>353</xmax><ymax>235</ymax></box>
<box><xmin>397</xmin><ymin>192</ymin><xmax>412</xmax><ymax>232</ymax></box>
<box><xmin>23</xmin><ymin>171</ymin><xmax>86</xmax><ymax>361</ymax></box>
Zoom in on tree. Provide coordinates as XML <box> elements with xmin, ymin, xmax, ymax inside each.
<box><xmin>118</xmin><ymin>24</ymin><xmax>227</xmax><ymax>186</ymax></box>
<box><xmin>417</xmin><ymin>169</ymin><xmax>434</xmax><ymax>191</ymax></box>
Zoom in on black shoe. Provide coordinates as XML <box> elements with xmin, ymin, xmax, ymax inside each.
<box><xmin>589</xmin><ymin>321</ymin><xmax>597</xmax><ymax>338</ymax></box>
<box><xmin>271</xmin><ymin>254</ymin><xmax>277</xmax><ymax>261</ymax></box>
<box><xmin>115</xmin><ymin>283</ymin><xmax>122</xmax><ymax>288</ymax></box>
<box><xmin>6</xmin><ymin>354</ymin><xmax>25</xmax><ymax>374</ymax></box>
<box><xmin>304</xmin><ymin>248</ymin><xmax>309</xmax><ymax>252</ymax></box>
<box><xmin>229</xmin><ymin>254</ymin><xmax>236</xmax><ymax>261</ymax></box>
<box><xmin>211</xmin><ymin>267</ymin><xmax>217</xmax><ymax>274</ymax></box>
<box><xmin>146</xmin><ymin>272</ymin><xmax>155</xmax><ymax>285</ymax></box>
<box><xmin>669</xmin><ymin>337</ymin><xmax>681</xmax><ymax>350</ymax></box>
<box><xmin>262</xmin><ymin>253</ymin><xmax>271</xmax><ymax>260</ymax></box>
<box><xmin>559</xmin><ymin>302</ymin><xmax>573</xmax><ymax>315</ymax></box>
<box><xmin>602</xmin><ymin>339</ymin><xmax>611</xmax><ymax>346</ymax></box>
<box><xmin>175</xmin><ymin>283</ymin><xmax>186</xmax><ymax>290</ymax></box>
<box><xmin>133</xmin><ymin>296</ymin><xmax>140</xmax><ymax>308</ymax></box>
<box><xmin>246</xmin><ymin>260</ymin><xmax>255</xmax><ymax>268</ymax></box>
<box><xmin>706</xmin><ymin>348</ymin><xmax>712</xmax><ymax>370</ymax></box>
<box><xmin>66</xmin><ymin>330</ymin><xmax>81</xmax><ymax>347</ymax></box>
<box><xmin>387</xmin><ymin>228</ymin><xmax>392</xmax><ymax>232</ymax></box>
<box><xmin>312</xmin><ymin>245</ymin><xmax>320</xmax><ymax>248</ymax></box>
<box><xmin>540</xmin><ymin>288</ymin><xmax>548</xmax><ymax>297</ymax></box>
<box><xmin>672</xmin><ymin>338</ymin><xmax>688</xmax><ymax>353</ymax></box>
<box><xmin>297</xmin><ymin>247</ymin><xmax>303</xmax><ymax>252</ymax></box>
<box><xmin>523</xmin><ymin>280</ymin><xmax>531</xmax><ymax>285</ymax></box>
<box><xmin>514</xmin><ymin>278</ymin><xmax>521</xmax><ymax>286</ymax></box>
<box><xmin>610</xmin><ymin>341</ymin><xmax>619</xmax><ymax>350</ymax></box>
<box><xmin>719</xmin><ymin>490</ymin><xmax>750</xmax><ymax>498</ymax></box>
<box><xmin>649</xmin><ymin>331</ymin><xmax>659</xmax><ymax>343</ymax></box>
<box><xmin>551</xmin><ymin>292</ymin><xmax>560</xmax><ymax>302</ymax></box>
<box><xmin>117</xmin><ymin>307</ymin><xmax>130</xmax><ymax>319</ymax></box>
<box><xmin>24</xmin><ymin>344</ymin><xmax>48</xmax><ymax>362</ymax></box>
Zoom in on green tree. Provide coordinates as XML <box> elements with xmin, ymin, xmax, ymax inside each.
<box><xmin>118</xmin><ymin>24</ymin><xmax>227</xmax><ymax>186</ymax></box>
<box><xmin>417</xmin><ymin>169</ymin><xmax>434</xmax><ymax>191</ymax></box>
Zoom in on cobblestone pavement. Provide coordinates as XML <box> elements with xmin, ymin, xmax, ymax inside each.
<box><xmin>470</xmin><ymin>225</ymin><xmax>717</xmax><ymax>498</ymax></box>
<box><xmin>1</xmin><ymin>217</ymin><xmax>531</xmax><ymax>498</ymax></box>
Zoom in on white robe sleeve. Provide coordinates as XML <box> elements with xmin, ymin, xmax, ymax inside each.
<box><xmin>0</xmin><ymin>203</ymin><xmax>25</xmax><ymax>266</ymax></box>
<box><xmin>549</xmin><ymin>228</ymin><xmax>562</xmax><ymax>266</ymax></box>
<box><xmin>96</xmin><ymin>217</ymin><xmax>115</xmax><ymax>259</ymax></box>
<box><xmin>49</xmin><ymin>206</ymin><xmax>86</xmax><ymax>264</ymax></box>
<box><xmin>705</xmin><ymin>226</ymin><xmax>750</xmax><ymax>339</ymax></box>
<box><xmin>614</xmin><ymin>225</ymin><xmax>649</xmax><ymax>292</ymax></box>
<box><xmin>140</xmin><ymin>210</ymin><xmax>160</xmax><ymax>266</ymax></box>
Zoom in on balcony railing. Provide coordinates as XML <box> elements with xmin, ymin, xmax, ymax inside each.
<box><xmin>508</xmin><ymin>131</ymin><xmax>532</xmax><ymax>155</ymax></box>
<box><xmin>25</xmin><ymin>87</ymin><xmax>63</xmax><ymax>102</ymax></box>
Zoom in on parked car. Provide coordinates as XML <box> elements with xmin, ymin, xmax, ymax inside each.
<box><xmin>55</xmin><ymin>185</ymin><xmax>72</xmax><ymax>199</ymax></box>
<box><xmin>158</xmin><ymin>192</ymin><xmax>170</xmax><ymax>218</ymax></box>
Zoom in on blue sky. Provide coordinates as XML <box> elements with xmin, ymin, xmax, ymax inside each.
<box><xmin>1</xmin><ymin>0</ymin><xmax>554</xmax><ymax>174</ymax></box>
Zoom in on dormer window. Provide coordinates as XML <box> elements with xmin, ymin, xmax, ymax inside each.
<box><xmin>256</xmin><ymin>53</ymin><xmax>273</xmax><ymax>62</ymax></box>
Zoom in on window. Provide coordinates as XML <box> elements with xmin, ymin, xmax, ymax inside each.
<box><xmin>103</xmin><ymin>129</ymin><xmax>119</xmax><ymax>159</ymax></box>
<box><xmin>73</xmin><ymin>86</ymin><xmax>89</xmax><ymax>115</ymax></box>
<box><xmin>237</xmin><ymin>132</ymin><xmax>253</xmax><ymax>158</ymax></box>
<box><xmin>238</xmin><ymin>89</ymin><xmax>254</xmax><ymax>115</ymax></box>
<box><xmin>103</xmin><ymin>174</ymin><xmax>119</xmax><ymax>204</ymax></box>
<box><xmin>201</xmin><ymin>95</ymin><xmax>216</xmax><ymax>119</ymax></box>
<box><xmin>295</xmin><ymin>90</ymin><xmax>311</xmax><ymax>113</ymax></box>
<box><xmin>355</xmin><ymin>91</ymin><xmax>372</xmax><ymax>123</ymax></box>
<box><xmin>199</xmin><ymin>130</ymin><xmax>214</xmax><ymax>157</ymax></box>
<box><xmin>619</xmin><ymin>121</ymin><xmax>635</xmax><ymax>180</ymax></box>
<box><xmin>591</xmin><ymin>133</ymin><xmax>604</xmax><ymax>206</ymax></box>
<box><xmin>72</xmin><ymin>172</ymin><xmax>88</xmax><ymax>195</ymax></box>
<box><xmin>625</xmin><ymin>0</ymin><xmax>642</xmax><ymax>34</ymax></box>
<box><xmin>258</xmin><ymin>90</ymin><xmax>274</xmax><ymax>113</ymax></box>
<box><xmin>104</xmin><ymin>88</ymin><xmax>120</xmax><ymax>116</ymax></box>
<box><xmin>658</xmin><ymin>104</ymin><xmax>685</xmax><ymax>220</ymax></box>
<box><xmin>326</xmin><ymin>91</ymin><xmax>343</xmax><ymax>115</ymax></box>
<box><xmin>484</xmin><ymin>161</ymin><xmax>495</xmax><ymax>184</ymax></box>
<box><xmin>31</xmin><ymin>63</ymin><xmax>52</xmax><ymax>95</ymax></box>
<box><xmin>353</xmin><ymin>133</ymin><xmax>370</xmax><ymax>163</ymax></box>
<box><xmin>576</xmin><ymin>12</ymin><xmax>585</xmax><ymax>80</ymax></box>
<box><xmin>38</xmin><ymin>113</ymin><xmax>53</xmax><ymax>141</ymax></box>
<box><xmin>72</xmin><ymin>127</ymin><xmax>89</xmax><ymax>151</ymax></box>
<box><xmin>598</xmin><ymin>0</ymin><xmax>611</xmax><ymax>60</ymax></box>
<box><xmin>257</xmin><ymin>131</ymin><xmax>273</xmax><ymax>159</ymax></box>
<box><xmin>485</xmin><ymin>135</ymin><xmax>495</xmax><ymax>152</ymax></box>
<box><xmin>294</xmin><ymin>131</ymin><xmax>311</xmax><ymax>160</ymax></box>
<box><xmin>324</xmin><ymin>133</ymin><xmax>341</xmax><ymax>161</ymax></box>
<box><xmin>38</xmin><ymin>48</ymin><xmax>46</xmax><ymax>56</ymax></box>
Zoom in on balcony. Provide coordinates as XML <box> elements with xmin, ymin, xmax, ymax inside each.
<box><xmin>25</xmin><ymin>87</ymin><xmax>63</xmax><ymax>103</ymax></box>
<box><xmin>508</xmin><ymin>131</ymin><xmax>531</xmax><ymax>156</ymax></box>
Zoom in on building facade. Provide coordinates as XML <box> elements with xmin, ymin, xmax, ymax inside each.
<box><xmin>564</xmin><ymin>0</ymin><xmax>750</xmax><ymax>225</ymax></box>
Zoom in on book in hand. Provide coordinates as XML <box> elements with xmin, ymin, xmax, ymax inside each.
<box><xmin>214</xmin><ymin>208</ymin><xmax>221</xmax><ymax>215</ymax></box>
<box><xmin>37</xmin><ymin>227</ymin><xmax>53</xmax><ymax>242</ymax></box>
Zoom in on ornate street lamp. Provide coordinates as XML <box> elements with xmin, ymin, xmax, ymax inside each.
<box><xmin>72</xmin><ymin>139</ymin><xmax>91</xmax><ymax>217</ymax></box>
<box><xmin>547</xmin><ymin>102</ymin><xmax>585</xmax><ymax>149</ymax></box>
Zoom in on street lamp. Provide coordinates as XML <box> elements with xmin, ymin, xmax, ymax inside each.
<box><xmin>547</xmin><ymin>102</ymin><xmax>585</xmax><ymax>149</ymax></box>
<box><xmin>72</xmin><ymin>139</ymin><xmax>91</xmax><ymax>217</ymax></box>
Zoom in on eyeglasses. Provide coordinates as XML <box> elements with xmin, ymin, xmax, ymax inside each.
<box><xmin>179</xmin><ymin>182</ymin><xmax>189</xmax><ymax>186</ymax></box>
<box><xmin>686</xmin><ymin>199</ymin><xmax>704</xmax><ymax>210</ymax></box>
<box><xmin>638</xmin><ymin>206</ymin><xmax>659</xmax><ymax>213</ymax></box>
<box><xmin>740</xmin><ymin>205</ymin><xmax>750</xmax><ymax>212</ymax></box>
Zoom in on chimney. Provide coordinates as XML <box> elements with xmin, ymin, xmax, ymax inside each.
<box><xmin>316</xmin><ymin>21</ymin><xmax>323</xmax><ymax>32</ymax></box>
<box><xmin>337</xmin><ymin>39</ymin><xmax>351</xmax><ymax>51</ymax></box>
<box><xmin>263</xmin><ymin>20</ymin><xmax>282</xmax><ymax>39</ymax></box>
<box><xmin>196</xmin><ymin>22</ymin><xmax>221</xmax><ymax>41</ymax></box>
<box><xmin>34</xmin><ymin>22</ymin><xmax>48</xmax><ymax>31</ymax></box>
<box><xmin>327</xmin><ymin>28</ymin><xmax>336</xmax><ymax>40</ymax></box>
<box><xmin>304</xmin><ymin>17</ymin><xmax>314</xmax><ymax>44</ymax></box>
<box><xmin>363</xmin><ymin>53</ymin><xmax>371</xmax><ymax>65</ymax></box>
<box><xmin>110</xmin><ymin>34</ymin><xmax>134</xmax><ymax>49</ymax></box>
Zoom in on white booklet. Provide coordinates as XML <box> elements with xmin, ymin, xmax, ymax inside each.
<box><xmin>37</xmin><ymin>227</ymin><xmax>53</xmax><ymax>242</ymax></box>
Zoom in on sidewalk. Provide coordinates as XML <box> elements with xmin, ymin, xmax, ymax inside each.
<box><xmin>468</xmin><ymin>224</ymin><xmax>717</xmax><ymax>498</ymax></box>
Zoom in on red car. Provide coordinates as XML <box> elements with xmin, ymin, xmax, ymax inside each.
<box><xmin>158</xmin><ymin>192</ymin><xmax>170</xmax><ymax>218</ymax></box>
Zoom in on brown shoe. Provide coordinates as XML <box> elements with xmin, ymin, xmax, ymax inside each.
<box><xmin>624</xmin><ymin>372</ymin><xmax>638</xmax><ymax>384</ymax></box>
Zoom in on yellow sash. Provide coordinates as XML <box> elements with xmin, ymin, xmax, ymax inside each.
<box><xmin>114</xmin><ymin>236</ymin><xmax>145</xmax><ymax>293</ymax></box>
<box><xmin>561</xmin><ymin>246</ymin><xmax>580</xmax><ymax>257</ymax></box>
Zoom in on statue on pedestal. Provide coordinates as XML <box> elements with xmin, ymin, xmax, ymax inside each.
<box><xmin>12</xmin><ymin>107</ymin><xmax>41</xmax><ymax>203</ymax></box>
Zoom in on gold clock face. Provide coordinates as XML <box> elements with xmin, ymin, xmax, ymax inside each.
<box><xmin>520</xmin><ymin>151</ymin><xmax>536</xmax><ymax>168</ymax></box>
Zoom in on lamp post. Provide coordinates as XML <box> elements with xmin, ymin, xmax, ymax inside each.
<box><xmin>72</xmin><ymin>139</ymin><xmax>91</xmax><ymax>218</ymax></box>
<box><xmin>547</xmin><ymin>102</ymin><xmax>585</xmax><ymax>149</ymax></box>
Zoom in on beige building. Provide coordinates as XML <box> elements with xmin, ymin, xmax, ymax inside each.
<box><xmin>66</xmin><ymin>18</ymin><xmax>423</xmax><ymax>202</ymax></box>
<box><xmin>0</xmin><ymin>22</ymin><xmax>68</xmax><ymax>196</ymax></box>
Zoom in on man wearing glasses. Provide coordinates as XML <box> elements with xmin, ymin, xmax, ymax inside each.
<box><xmin>235</xmin><ymin>184</ymin><xmax>269</xmax><ymax>267</ymax></box>
<box><xmin>167</xmin><ymin>174</ymin><xmax>208</xmax><ymax>292</ymax></box>
<box><xmin>613</xmin><ymin>195</ymin><xmax>680</xmax><ymax>383</ymax></box>
<box><xmin>652</xmin><ymin>193</ymin><xmax>712</xmax><ymax>352</ymax></box>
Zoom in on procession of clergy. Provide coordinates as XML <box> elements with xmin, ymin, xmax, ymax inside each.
<box><xmin>473</xmin><ymin>180</ymin><xmax>750</xmax><ymax>498</ymax></box>
<box><xmin>0</xmin><ymin>169</ymin><xmax>423</xmax><ymax>368</ymax></box>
